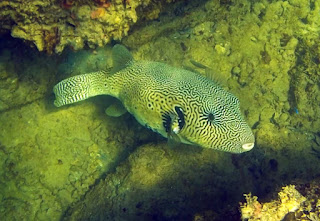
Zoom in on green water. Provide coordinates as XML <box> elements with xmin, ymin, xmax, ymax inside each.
<box><xmin>0</xmin><ymin>0</ymin><xmax>320</xmax><ymax>220</ymax></box>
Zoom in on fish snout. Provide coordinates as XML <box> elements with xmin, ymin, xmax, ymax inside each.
<box><xmin>242</xmin><ymin>142</ymin><xmax>254</xmax><ymax>151</ymax></box>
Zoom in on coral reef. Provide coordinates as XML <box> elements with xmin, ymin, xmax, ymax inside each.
<box><xmin>0</xmin><ymin>0</ymin><xmax>178</xmax><ymax>54</ymax></box>
<box><xmin>240</xmin><ymin>180</ymin><xmax>320</xmax><ymax>221</ymax></box>
<box><xmin>0</xmin><ymin>0</ymin><xmax>320</xmax><ymax>220</ymax></box>
<box><xmin>297</xmin><ymin>180</ymin><xmax>320</xmax><ymax>221</ymax></box>
<box><xmin>240</xmin><ymin>185</ymin><xmax>306</xmax><ymax>220</ymax></box>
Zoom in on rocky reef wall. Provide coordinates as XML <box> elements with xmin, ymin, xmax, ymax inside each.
<box><xmin>0</xmin><ymin>0</ymin><xmax>177</xmax><ymax>54</ymax></box>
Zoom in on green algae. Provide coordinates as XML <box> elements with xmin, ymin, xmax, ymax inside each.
<box><xmin>0</xmin><ymin>0</ymin><xmax>320</xmax><ymax>220</ymax></box>
<box><xmin>0</xmin><ymin>44</ymin><xmax>155</xmax><ymax>220</ymax></box>
<box><xmin>65</xmin><ymin>143</ymin><xmax>239</xmax><ymax>220</ymax></box>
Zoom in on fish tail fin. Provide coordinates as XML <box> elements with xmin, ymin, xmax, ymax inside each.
<box><xmin>53</xmin><ymin>71</ymin><xmax>108</xmax><ymax>107</ymax></box>
<box><xmin>111</xmin><ymin>44</ymin><xmax>134</xmax><ymax>73</ymax></box>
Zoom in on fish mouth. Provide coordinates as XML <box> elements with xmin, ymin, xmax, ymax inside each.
<box><xmin>242</xmin><ymin>142</ymin><xmax>254</xmax><ymax>151</ymax></box>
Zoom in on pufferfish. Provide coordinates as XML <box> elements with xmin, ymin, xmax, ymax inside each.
<box><xmin>53</xmin><ymin>44</ymin><xmax>254</xmax><ymax>153</ymax></box>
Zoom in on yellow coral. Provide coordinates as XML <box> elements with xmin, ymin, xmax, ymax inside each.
<box><xmin>90</xmin><ymin>8</ymin><xmax>106</xmax><ymax>19</ymax></box>
<box><xmin>240</xmin><ymin>185</ymin><xmax>306</xmax><ymax>221</ymax></box>
<box><xmin>240</xmin><ymin>194</ymin><xmax>262</xmax><ymax>220</ymax></box>
<box><xmin>278</xmin><ymin>185</ymin><xmax>305</xmax><ymax>213</ymax></box>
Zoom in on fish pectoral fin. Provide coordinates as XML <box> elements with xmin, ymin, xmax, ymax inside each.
<box><xmin>105</xmin><ymin>100</ymin><xmax>127</xmax><ymax>117</ymax></box>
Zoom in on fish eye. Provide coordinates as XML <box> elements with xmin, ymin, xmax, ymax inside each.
<box><xmin>208</xmin><ymin>113</ymin><xmax>215</xmax><ymax>121</ymax></box>
<box><xmin>200</xmin><ymin>111</ymin><xmax>217</xmax><ymax>124</ymax></box>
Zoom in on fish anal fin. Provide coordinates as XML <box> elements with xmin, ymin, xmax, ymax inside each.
<box><xmin>167</xmin><ymin>133</ymin><xmax>181</xmax><ymax>148</ymax></box>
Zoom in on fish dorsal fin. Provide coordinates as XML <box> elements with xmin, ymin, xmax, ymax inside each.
<box><xmin>111</xmin><ymin>44</ymin><xmax>134</xmax><ymax>73</ymax></box>
<box><xmin>105</xmin><ymin>99</ymin><xmax>127</xmax><ymax>117</ymax></box>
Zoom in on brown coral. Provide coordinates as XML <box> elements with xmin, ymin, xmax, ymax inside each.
<box><xmin>43</xmin><ymin>27</ymin><xmax>60</xmax><ymax>54</ymax></box>
<box><xmin>61</xmin><ymin>0</ymin><xmax>75</xmax><ymax>9</ymax></box>
<box><xmin>93</xmin><ymin>0</ymin><xmax>110</xmax><ymax>7</ymax></box>
<box><xmin>90</xmin><ymin>8</ymin><xmax>106</xmax><ymax>19</ymax></box>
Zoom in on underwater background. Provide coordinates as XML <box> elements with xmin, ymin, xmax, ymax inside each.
<box><xmin>0</xmin><ymin>0</ymin><xmax>320</xmax><ymax>220</ymax></box>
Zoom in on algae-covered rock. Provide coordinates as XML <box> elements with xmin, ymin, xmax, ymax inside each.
<box><xmin>1</xmin><ymin>0</ymin><xmax>320</xmax><ymax>220</ymax></box>
<box><xmin>0</xmin><ymin>0</ymin><xmax>179</xmax><ymax>53</ymax></box>
<box><xmin>0</xmin><ymin>45</ymin><xmax>55</xmax><ymax>111</ymax></box>
<box><xmin>64</xmin><ymin>143</ymin><xmax>242</xmax><ymax>220</ymax></box>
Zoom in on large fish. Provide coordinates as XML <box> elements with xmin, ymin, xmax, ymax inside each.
<box><xmin>53</xmin><ymin>45</ymin><xmax>254</xmax><ymax>153</ymax></box>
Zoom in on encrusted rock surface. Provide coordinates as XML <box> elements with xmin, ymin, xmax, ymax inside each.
<box><xmin>0</xmin><ymin>0</ymin><xmax>320</xmax><ymax>220</ymax></box>
<box><xmin>0</xmin><ymin>0</ymin><xmax>177</xmax><ymax>53</ymax></box>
